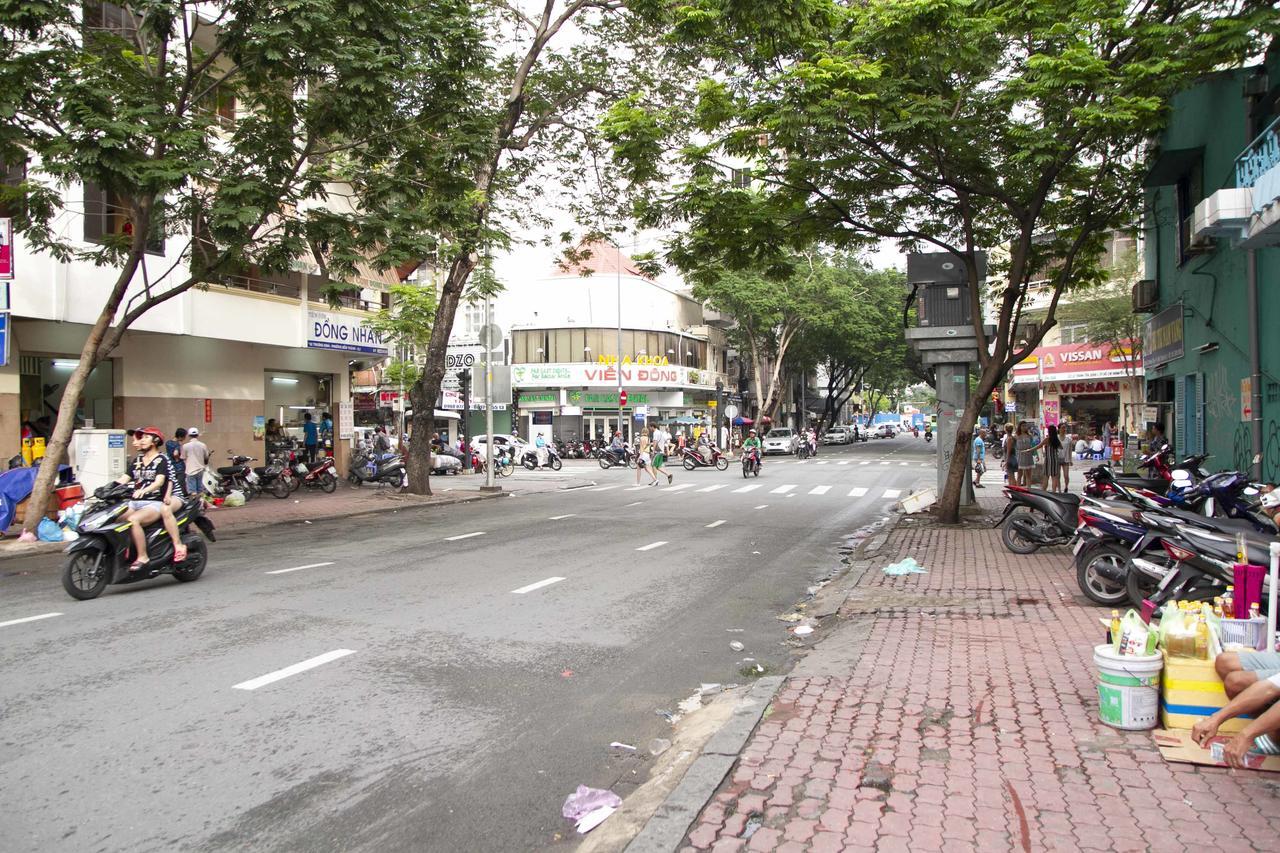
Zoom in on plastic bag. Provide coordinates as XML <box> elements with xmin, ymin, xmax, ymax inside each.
<box><xmin>36</xmin><ymin>517</ymin><xmax>63</xmax><ymax>542</ymax></box>
<box><xmin>223</xmin><ymin>490</ymin><xmax>246</xmax><ymax>507</ymax></box>
<box><xmin>561</xmin><ymin>785</ymin><xmax>621</xmax><ymax>821</ymax></box>
<box><xmin>1117</xmin><ymin>609</ymin><xmax>1156</xmax><ymax>656</ymax></box>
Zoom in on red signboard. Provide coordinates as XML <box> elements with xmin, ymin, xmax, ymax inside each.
<box><xmin>1009</xmin><ymin>340</ymin><xmax>1140</xmax><ymax>385</ymax></box>
<box><xmin>0</xmin><ymin>218</ymin><xmax>12</xmax><ymax>280</ymax></box>
<box><xmin>619</xmin><ymin>390</ymin><xmax>628</xmax><ymax>406</ymax></box>
<box><xmin>204</xmin><ymin>398</ymin><xmax>212</xmax><ymax>423</ymax></box>
<box><xmin>378</xmin><ymin>391</ymin><xmax>401</xmax><ymax>405</ymax></box>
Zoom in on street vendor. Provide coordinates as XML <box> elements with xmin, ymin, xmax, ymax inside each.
<box><xmin>1192</xmin><ymin>667</ymin><xmax>1280</xmax><ymax>767</ymax></box>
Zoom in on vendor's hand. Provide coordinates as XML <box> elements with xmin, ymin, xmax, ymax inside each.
<box><xmin>1224</xmin><ymin>733</ymin><xmax>1253</xmax><ymax>768</ymax></box>
<box><xmin>1192</xmin><ymin>717</ymin><xmax>1219</xmax><ymax>746</ymax></box>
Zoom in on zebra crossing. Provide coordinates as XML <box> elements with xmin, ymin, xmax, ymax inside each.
<box><xmin>772</xmin><ymin>458</ymin><xmax>932</xmax><ymax>468</ymax></box>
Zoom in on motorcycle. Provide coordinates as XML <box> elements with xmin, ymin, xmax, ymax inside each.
<box><xmin>294</xmin><ymin>455</ymin><xmax>339</xmax><ymax>492</ymax></box>
<box><xmin>924</xmin><ymin>429</ymin><xmax>933</xmax><ymax>443</ymax></box>
<box><xmin>996</xmin><ymin>484</ymin><xmax>1081</xmax><ymax>554</ymax></box>
<box><xmin>252</xmin><ymin>455</ymin><xmax>292</xmax><ymax>499</ymax></box>
<box><xmin>1126</xmin><ymin>518</ymin><xmax>1277</xmax><ymax>613</ymax></box>
<box><xmin>487</xmin><ymin>447</ymin><xmax>515</xmax><ymax>478</ymax></box>
<box><xmin>522</xmin><ymin>445</ymin><xmax>563</xmax><ymax>471</ymax></box>
<box><xmin>61</xmin><ymin>482</ymin><xmax>216</xmax><ymax>600</ymax></box>
<box><xmin>597</xmin><ymin>445</ymin><xmax>636</xmax><ymax>470</ymax></box>
<box><xmin>682</xmin><ymin>445</ymin><xmax>729</xmax><ymax>471</ymax></box>
<box><xmin>349</xmin><ymin>449</ymin><xmax>402</xmax><ymax>488</ymax></box>
<box><xmin>204</xmin><ymin>454</ymin><xmax>258</xmax><ymax>501</ymax></box>
<box><xmin>796</xmin><ymin>440</ymin><xmax>812</xmax><ymax>460</ymax></box>
<box><xmin>741</xmin><ymin>448</ymin><xmax>762</xmax><ymax>478</ymax></box>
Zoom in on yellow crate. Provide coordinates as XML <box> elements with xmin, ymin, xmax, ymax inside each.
<box><xmin>1159</xmin><ymin>651</ymin><xmax>1250</xmax><ymax>734</ymax></box>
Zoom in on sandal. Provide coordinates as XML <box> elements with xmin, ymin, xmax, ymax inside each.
<box><xmin>129</xmin><ymin>559</ymin><xmax>150</xmax><ymax>573</ymax></box>
<box><xmin>173</xmin><ymin>544</ymin><xmax>188</xmax><ymax>564</ymax></box>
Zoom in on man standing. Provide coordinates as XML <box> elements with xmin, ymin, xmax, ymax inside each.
<box><xmin>302</xmin><ymin>411</ymin><xmax>319</xmax><ymax>464</ymax></box>
<box><xmin>972</xmin><ymin>429</ymin><xmax>986</xmax><ymax>489</ymax></box>
<box><xmin>166</xmin><ymin>428</ymin><xmax>188</xmax><ymax>489</ymax></box>
<box><xmin>181</xmin><ymin>427</ymin><xmax>209</xmax><ymax>496</ymax></box>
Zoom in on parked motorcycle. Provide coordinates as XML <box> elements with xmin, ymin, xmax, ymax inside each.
<box><xmin>61</xmin><ymin>482</ymin><xmax>216</xmax><ymax>600</ymax></box>
<box><xmin>1126</xmin><ymin>517</ymin><xmax>1277</xmax><ymax>612</ymax></box>
<box><xmin>204</xmin><ymin>454</ymin><xmax>258</xmax><ymax>501</ymax></box>
<box><xmin>293</xmin><ymin>455</ymin><xmax>339</xmax><ymax>492</ymax></box>
<box><xmin>682</xmin><ymin>445</ymin><xmax>729</xmax><ymax>471</ymax></box>
<box><xmin>252</xmin><ymin>457</ymin><xmax>292</xmax><ymax>499</ymax></box>
<box><xmin>348</xmin><ymin>449</ymin><xmax>401</xmax><ymax>488</ymax></box>
<box><xmin>741</xmin><ymin>448</ymin><xmax>761</xmax><ymax>478</ymax></box>
<box><xmin>996</xmin><ymin>484</ymin><xmax>1080</xmax><ymax>554</ymax></box>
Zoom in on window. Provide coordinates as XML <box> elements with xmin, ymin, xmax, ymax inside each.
<box><xmin>0</xmin><ymin>157</ymin><xmax>24</xmax><ymax>219</ymax></box>
<box><xmin>198</xmin><ymin>82</ymin><xmax>237</xmax><ymax>131</ymax></box>
<box><xmin>83</xmin><ymin>181</ymin><xmax>164</xmax><ymax>254</ymax></box>
<box><xmin>1174</xmin><ymin>162</ymin><xmax>1203</xmax><ymax>266</ymax></box>
<box><xmin>1059</xmin><ymin>322</ymin><xmax>1089</xmax><ymax>345</ymax></box>
<box><xmin>82</xmin><ymin>1</ymin><xmax>141</xmax><ymax>46</ymax></box>
<box><xmin>730</xmin><ymin>167</ymin><xmax>753</xmax><ymax>189</ymax></box>
<box><xmin>461</xmin><ymin>299</ymin><xmax>484</xmax><ymax>338</ymax></box>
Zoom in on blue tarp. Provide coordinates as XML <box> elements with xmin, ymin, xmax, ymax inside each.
<box><xmin>0</xmin><ymin>464</ymin><xmax>73</xmax><ymax>532</ymax></box>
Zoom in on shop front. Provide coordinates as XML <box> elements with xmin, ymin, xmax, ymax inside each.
<box><xmin>1008</xmin><ymin>340</ymin><xmax>1145</xmax><ymax>436</ymax></box>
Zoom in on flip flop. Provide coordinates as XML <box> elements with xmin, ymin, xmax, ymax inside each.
<box><xmin>173</xmin><ymin>545</ymin><xmax>188</xmax><ymax>563</ymax></box>
<box><xmin>129</xmin><ymin>560</ymin><xmax>149</xmax><ymax>573</ymax></box>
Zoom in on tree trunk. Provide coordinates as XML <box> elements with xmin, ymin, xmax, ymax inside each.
<box><xmin>404</xmin><ymin>253</ymin><xmax>479</xmax><ymax>495</ymax></box>
<box><xmin>935</xmin><ymin>363</ymin><xmax>1002</xmax><ymax>523</ymax></box>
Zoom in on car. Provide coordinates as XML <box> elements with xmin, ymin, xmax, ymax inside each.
<box><xmin>472</xmin><ymin>433</ymin><xmax>529</xmax><ymax>458</ymax></box>
<box><xmin>823</xmin><ymin>426</ymin><xmax>851</xmax><ymax>445</ymax></box>
<box><xmin>761</xmin><ymin>427</ymin><xmax>799</xmax><ymax>455</ymax></box>
<box><xmin>873</xmin><ymin>424</ymin><xmax>896</xmax><ymax>439</ymax></box>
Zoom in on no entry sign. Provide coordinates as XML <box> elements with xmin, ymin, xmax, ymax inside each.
<box><xmin>619</xmin><ymin>390</ymin><xmax>628</xmax><ymax>406</ymax></box>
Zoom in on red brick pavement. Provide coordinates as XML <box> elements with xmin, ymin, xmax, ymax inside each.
<box><xmin>681</xmin><ymin>507</ymin><xmax>1280</xmax><ymax>852</ymax></box>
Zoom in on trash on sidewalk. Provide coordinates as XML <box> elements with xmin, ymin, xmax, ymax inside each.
<box><xmin>699</xmin><ymin>682</ymin><xmax>722</xmax><ymax>695</ymax></box>
<box><xmin>793</xmin><ymin>625</ymin><xmax>814</xmax><ymax>636</ymax></box>
<box><xmin>648</xmin><ymin>737</ymin><xmax>671</xmax><ymax>756</ymax></box>
<box><xmin>575</xmin><ymin>805</ymin><xmax>616</xmax><ymax>834</ymax></box>
<box><xmin>1153</xmin><ymin>729</ymin><xmax>1280</xmax><ymax>772</ymax></box>
<box><xmin>562</xmin><ymin>785</ymin><xmax>622</xmax><ymax>820</ymax></box>
<box><xmin>729</xmin><ymin>640</ymin><xmax>745</xmax><ymax>651</ymax></box>
<box><xmin>898</xmin><ymin>488</ymin><xmax>937</xmax><ymax>514</ymax></box>
<box><xmin>882</xmin><ymin>557</ymin><xmax>927</xmax><ymax>575</ymax></box>
<box><xmin>677</xmin><ymin>692</ymin><xmax>702</xmax><ymax>715</ymax></box>
<box><xmin>776</xmin><ymin>612</ymin><xmax>803</xmax><ymax>623</ymax></box>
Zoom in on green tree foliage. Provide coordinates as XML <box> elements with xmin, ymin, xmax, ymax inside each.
<box><xmin>0</xmin><ymin>0</ymin><xmax>484</xmax><ymax>526</ymax></box>
<box><xmin>604</xmin><ymin>0</ymin><xmax>1274</xmax><ymax>520</ymax></box>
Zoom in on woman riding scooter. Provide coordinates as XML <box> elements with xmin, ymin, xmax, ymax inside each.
<box><xmin>115</xmin><ymin>426</ymin><xmax>187</xmax><ymax>571</ymax></box>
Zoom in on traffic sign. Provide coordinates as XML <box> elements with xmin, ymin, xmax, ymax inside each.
<box><xmin>725</xmin><ymin>404</ymin><xmax>739</xmax><ymax>419</ymax></box>
<box><xmin>619</xmin><ymin>390</ymin><xmax>628</xmax><ymax>406</ymax></box>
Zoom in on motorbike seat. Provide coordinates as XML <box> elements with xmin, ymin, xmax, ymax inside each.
<box><xmin>1115</xmin><ymin>476</ymin><xmax>1170</xmax><ymax>495</ymax></box>
<box><xmin>1020</xmin><ymin>488</ymin><xmax>1080</xmax><ymax>509</ymax></box>
<box><xmin>217</xmin><ymin>465</ymin><xmax>247</xmax><ymax>476</ymax></box>
<box><xmin>1178</xmin><ymin>525</ymin><xmax>1277</xmax><ymax>566</ymax></box>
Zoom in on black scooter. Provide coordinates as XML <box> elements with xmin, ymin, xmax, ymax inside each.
<box><xmin>350</xmin><ymin>450</ymin><xmax>404</xmax><ymax>487</ymax></box>
<box><xmin>597</xmin><ymin>446</ymin><xmax>636</xmax><ymax>470</ymax></box>
<box><xmin>61</xmin><ymin>482</ymin><xmax>216</xmax><ymax>600</ymax></box>
<box><xmin>522</xmin><ymin>446</ymin><xmax>563</xmax><ymax>471</ymax></box>
<box><xmin>996</xmin><ymin>484</ymin><xmax>1080</xmax><ymax>554</ymax></box>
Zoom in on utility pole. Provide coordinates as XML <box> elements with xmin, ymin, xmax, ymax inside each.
<box><xmin>460</xmin><ymin>369</ymin><xmax>472</xmax><ymax>473</ymax></box>
<box><xmin>484</xmin><ymin>294</ymin><xmax>496</xmax><ymax>489</ymax></box>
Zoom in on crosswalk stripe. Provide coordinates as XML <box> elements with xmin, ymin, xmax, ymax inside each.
<box><xmin>859</xmin><ymin>461</ymin><xmax>871</xmax><ymax>466</ymax></box>
<box><xmin>848</xmin><ymin>487</ymin><xmax>868</xmax><ymax>497</ymax></box>
<box><xmin>900</xmin><ymin>462</ymin><xmax>910</xmax><ymax>466</ymax></box>
<box><xmin>809</xmin><ymin>485</ymin><xmax>831</xmax><ymax>495</ymax></box>
<box><xmin>590</xmin><ymin>484</ymin><xmax>620</xmax><ymax>491</ymax></box>
<box><xmin>770</xmin><ymin>484</ymin><xmax>797</xmax><ymax>494</ymax></box>
<box><xmin>662</xmin><ymin>483</ymin><xmax>695</xmax><ymax>492</ymax></box>
<box><xmin>697</xmin><ymin>484</ymin><xmax>727</xmax><ymax>493</ymax></box>
<box><xmin>838</xmin><ymin>461</ymin><xmax>850</xmax><ymax>465</ymax></box>
<box><xmin>921</xmin><ymin>463</ymin><xmax>931</xmax><ymax>467</ymax></box>
<box><xmin>733</xmin><ymin>484</ymin><xmax>762</xmax><ymax>493</ymax></box>
<box><xmin>882</xmin><ymin>489</ymin><xmax>902</xmax><ymax>499</ymax></box>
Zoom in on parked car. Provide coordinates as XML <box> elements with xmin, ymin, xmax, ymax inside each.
<box><xmin>472</xmin><ymin>434</ymin><xmax>529</xmax><ymax>458</ymax></box>
<box><xmin>873</xmin><ymin>424</ymin><xmax>896</xmax><ymax>439</ymax></box>
<box><xmin>761</xmin><ymin>427</ymin><xmax>799</xmax><ymax>455</ymax></box>
<box><xmin>823</xmin><ymin>426</ymin><xmax>851</xmax><ymax>445</ymax></box>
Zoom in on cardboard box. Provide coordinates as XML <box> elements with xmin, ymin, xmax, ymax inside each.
<box><xmin>1159</xmin><ymin>651</ymin><xmax>1251</xmax><ymax>734</ymax></box>
<box><xmin>1153</xmin><ymin>729</ymin><xmax>1280</xmax><ymax>772</ymax></box>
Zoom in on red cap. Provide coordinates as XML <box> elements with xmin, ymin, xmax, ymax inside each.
<box><xmin>130</xmin><ymin>426</ymin><xmax>164</xmax><ymax>442</ymax></box>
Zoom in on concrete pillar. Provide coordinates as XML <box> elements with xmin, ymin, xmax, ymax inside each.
<box><xmin>935</xmin><ymin>362</ymin><xmax>974</xmax><ymax>507</ymax></box>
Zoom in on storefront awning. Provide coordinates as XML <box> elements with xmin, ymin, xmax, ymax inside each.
<box><xmin>1009</xmin><ymin>340</ymin><xmax>1141</xmax><ymax>385</ymax></box>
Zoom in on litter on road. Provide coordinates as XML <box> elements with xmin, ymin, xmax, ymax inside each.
<box><xmin>793</xmin><ymin>625</ymin><xmax>814</xmax><ymax>636</ymax></box>
<box><xmin>648</xmin><ymin>737</ymin><xmax>672</xmax><ymax>756</ymax></box>
<box><xmin>729</xmin><ymin>640</ymin><xmax>745</xmax><ymax>651</ymax></box>
<box><xmin>882</xmin><ymin>557</ymin><xmax>928</xmax><ymax>575</ymax></box>
<box><xmin>609</xmin><ymin>741</ymin><xmax>636</xmax><ymax>751</ymax></box>
<box><xmin>562</xmin><ymin>785</ymin><xmax>621</xmax><ymax>821</ymax></box>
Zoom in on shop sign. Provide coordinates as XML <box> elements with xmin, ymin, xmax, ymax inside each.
<box><xmin>354</xmin><ymin>391</ymin><xmax>377</xmax><ymax>411</ymax></box>
<box><xmin>1010</xmin><ymin>340</ymin><xmax>1140</xmax><ymax>384</ymax></box>
<box><xmin>1058</xmin><ymin>381</ymin><xmax>1120</xmax><ymax>394</ymax></box>
<box><xmin>306</xmin><ymin>309</ymin><xmax>388</xmax><ymax>355</ymax></box>
<box><xmin>509</xmin><ymin>362</ymin><xmax>710</xmax><ymax>389</ymax></box>
<box><xmin>446</xmin><ymin>345</ymin><xmax>485</xmax><ymax>371</ymax></box>
<box><xmin>518</xmin><ymin>391</ymin><xmax>559</xmax><ymax>406</ymax></box>
<box><xmin>1143</xmin><ymin>305</ymin><xmax>1184</xmax><ymax>368</ymax></box>
<box><xmin>1236</xmin><ymin>115</ymin><xmax>1280</xmax><ymax>193</ymax></box>
<box><xmin>204</xmin><ymin>398</ymin><xmax>213</xmax><ymax>423</ymax></box>
<box><xmin>596</xmin><ymin>354</ymin><xmax>671</xmax><ymax>366</ymax></box>
<box><xmin>1042</xmin><ymin>400</ymin><xmax>1059</xmax><ymax>427</ymax></box>
<box><xmin>1004</xmin><ymin>401</ymin><xmax>1017</xmax><ymax>412</ymax></box>
<box><xmin>0</xmin><ymin>217</ymin><xmax>12</xmax><ymax>280</ymax></box>
<box><xmin>378</xmin><ymin>391</ymin><xmax>401</xmax><ymax>406</ymax></box>
<box><xmin>1241</xmin><ymin>377</ymin><xmax>1253</xmax><ymax>422</ymax></box>
<box><xmin>338</xmin><ymin>401</ymin><xmax>354</xmax><ymax>439</ymax></box>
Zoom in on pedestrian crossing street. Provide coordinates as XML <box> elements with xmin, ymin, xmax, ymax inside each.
<box><xmin>588</xmin><ymin>482</ymin><xmax>913</xmax><ymax>500</ymax></box>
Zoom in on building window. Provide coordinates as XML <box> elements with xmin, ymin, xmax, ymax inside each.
<box><xmin>730</xmin><ymin>167</ymin><xmax>753</xmax><ymax>190</ymax></box>
<box><xmin>1174</xmin><ymin>163</ymin><xmax>1203</xmax><ymax>267</ymax></box>
<box><xmin>82</xmin><ymin>1</ymin><xmax>141</xmax><ymax>46</ymax></box>
<box><xmin>83</xmin><ymin>181</ymin><xmax>164</xmax><ymax>254</ymax></box>
<box><xmin>0</xmin><ymin>157</ymin><xmax>24</xmax><ymax>218</ymax></box>
<box><xmin>461</xmin><ymin>299</ymin><xmax>484</xmax><ymax>338</ymax></box>
<box><xmin>1059</xmin><ymin>322</ymin><xmax>1088</xmax><ymax>345</ymax></box>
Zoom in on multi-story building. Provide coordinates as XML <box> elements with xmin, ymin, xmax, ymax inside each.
<box><xmin>1140</xmin><ymin>47</ymin><xmax>1280</xmax><ymax>475</ymax></box>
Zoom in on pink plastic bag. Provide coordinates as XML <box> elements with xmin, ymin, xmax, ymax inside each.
<box><xmin>561</xmin><ymin>785</ymin><xmax>621</xmax><ymax>821</ymax></box>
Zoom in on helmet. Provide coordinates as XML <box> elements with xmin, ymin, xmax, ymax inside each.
<box><xmin>749</xmin><ymin>429</ymin><xmax>757</xmax><ymax>435</ymax></box>
<box><xmin>130</xmin><ymin>426</ymin><xmax>164</xmax><ymax>445</ymax></box>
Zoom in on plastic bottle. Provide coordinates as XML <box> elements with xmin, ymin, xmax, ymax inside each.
<box><xmin>1236</xmin><ymin>532</ymin><xmax>1248</xmax><ymax>564</ymax></box>
<box><xmin>1250</xmin><ymin>602</ymin><xmax>1262</xmax><ymax>620</ymax></box>
<box><xmin>1223</xmin><ymin>587</ymin><xmax>1235</xmax><ymax>619</ymax></box>
<box><xmin>1110</xmin><ymin>609</ymin><xmax>1122</xmax><ymax>649</ymax></box>
<box><xmin>1195</xmin><ymin>615</ymin><xmax>1210</xmax><ymax>659</ymax></box>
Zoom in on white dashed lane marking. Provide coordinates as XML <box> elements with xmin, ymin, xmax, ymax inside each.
<box><xmin>512</xmin><ymin>576</ymin><xmax>566</xmax><ymax>594</ymax></box>
<box><xmin>0</xmin><ymin>612</ymin><xmax>62</xmax><ymax>629</ymax></box>
<box><xmin>233</xmin><ymin>649</ymin><xmax>356</xmax><ymax>691</ymax></box>
<box><xmin>848</xmin><ymin>487</ymin><xmax>868</xmax><ymax>498</ymax></box>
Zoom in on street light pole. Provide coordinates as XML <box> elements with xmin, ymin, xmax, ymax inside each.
<box><xmin>484</xmin><ymin>293</ymin><xmax>495</xmax><ymax>489</ymax></box>
<box><xmin>617</xmin><ymin>242</ymin><xmax>623</xmax><ymax>442</ymax></box>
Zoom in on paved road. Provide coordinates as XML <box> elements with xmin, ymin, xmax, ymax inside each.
<box><xmin>0</xmin><ymin>434</ymin><xmax>935</xmax><ymax>853</ymax></box>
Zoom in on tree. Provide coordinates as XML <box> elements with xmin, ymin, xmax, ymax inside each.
<box><xmin>1</xmin><ymin>1</ymin><xmax>484</xmax><ymax>528</ymax></box>
<box><xmin>604</xmin><ymin>0</ymin><xmax>1272</xmax><ymax>522</ymax></box>
<box><xmin>692</xmin><ymin>255</ymin><xmax>862</xmax><ymax>423</ymax></box>
<box><xmin>390</xmin><ymin>1</ymin><xmax>679</xmax><ymax>494</ymax></box>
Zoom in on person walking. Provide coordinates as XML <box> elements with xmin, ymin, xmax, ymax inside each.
<box><xmin>1060</xmin><ymin>431</ymin><xmax>1074</xmax><ymax>492</ymax></box>
<box><xmin>1030</xmin><ymin>424</ymin><xmax>1064</xmax><ymax>492</ymax></box>
<box><xmin>635</xmin><ymin>433</ymin><xmax>658</xmax><ymax>486</ymax></box>
<box><xmin>1015</xmin><ymin>422</ymin><xmax>1035</xmax><ymax>487</ymax></box>
<box><xmin>181</xmin><ymin>427</ymin><xmax>209</xmax><ymax>497</ymax></box>
<box><xmin>652</xmin><ymin>425</ymin><xmax>673</xmax><ymax>485</ymax></box>
<box><xmin>972</xmin><ymin>429</ymin><xmax>987</xmax><ymax>488</ymax></box>
<box><xmin>302</xmin><ymin>412</ymin><xmax>319</xmax><ymax>464</ymax></box>
<box><xmin>1002</xmin><ymin>423</ymin><xmax>1018</xmax><ymax>485</ymax></box>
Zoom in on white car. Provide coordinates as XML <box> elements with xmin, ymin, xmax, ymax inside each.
<box><xmin>472</xmin><ymin>434</ymin><xmax>528</xmax><ymax>458</ymax></box>
<box><xmin>873</xmin><ymin>424</ymin><xmax>896</xmax><ymax>439</ymax></box>
<box><xmin>822</xmin><ymin>427</ymin><xmax>851</xmax><ymax>445</ymax></box>
<box><xmin>761</xmin><ymin>427</ymin><xmax>798</xmax><ymax>455</ymax></box>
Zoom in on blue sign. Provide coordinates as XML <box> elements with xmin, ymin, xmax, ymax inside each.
<box><xmin>0</xmin><ymin>313</ymin><xmax>7</xmax><ymax>367</ymax></box>
<box><xmin>108</xmin><ymin>433</ymin><xmax>125</xmax><ymax>448</ymax></box>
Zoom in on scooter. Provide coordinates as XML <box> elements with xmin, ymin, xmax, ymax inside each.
<box><xmin>682</xmin><ymin>445</ymin><xmax>729</xmax><ymax>471</ymax></box>
<box><xmin>349</xmin><ymin>449</ymin><xmax>403</xmax><ymax>487</ymax></box>
<box><xmin>253</xmin><ymin>458</ymin><xmax>292</xmax><ymax>499</ymax></box>
<box><xmin>522</xmin><ymin>445</ymin><xmax>563</xmax><ymax>471</ymax></box>
<box><xmin>924</xmin><ymin>429</ymin><xmax>933</xmax><ymax>443</ymax></box>
<box><xmin>741</xmin><ymin>448</ymin><xmax>761</xmax><ymax>478</ymax></box>
<box><xmin>294</xmin><ymin>455</ymin><xmax>340</xmax><ymax>492</ymax></box>
<box><xmin>995</xmin><ymin>484</ymin><xmax>1080</xmax><ymax>554</ymax></box>
<box><xmin>204</xmin><ymin>454</ymin><xmax>258</xmax><ymax>501</ymax></box>
<box><xmin>597</xmin><ymin>446</ymin><xmax>636</xmax><ymax>470</ymax></box>
<box><xmin>61</xmin><ymin>482</ymin><xmax>216</xmax><ymax>600</ymax></box>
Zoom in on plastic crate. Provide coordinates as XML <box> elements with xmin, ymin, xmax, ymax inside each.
<box><xmin>1220</xmin><ymin>617</ymin><xmax>1267</xmax><ymax>651</ymax></box>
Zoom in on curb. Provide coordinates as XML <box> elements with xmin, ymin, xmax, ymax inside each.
<box><xmin>625</xmin><ymin>675</ymin><xmax>785</xmax><ymax>853</ymax></box>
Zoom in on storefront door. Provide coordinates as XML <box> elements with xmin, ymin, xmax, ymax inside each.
<box><xmin>584</xmin><ymin>414</ymin><xmax>630</xmax><ymax>443</ymax></box>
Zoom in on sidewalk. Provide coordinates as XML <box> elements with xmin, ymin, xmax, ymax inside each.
<box><xmin>674</xmin><ymin>494</ymin><xmax>1280</xmax><ymax>852</ymax></box>
<box><xmin>0</xmin><ymin>472</ymin><xmax>590</xmax><ymax>559</ymax></box>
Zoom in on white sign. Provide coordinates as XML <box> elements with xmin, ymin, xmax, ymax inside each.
<box><xmin>338</xmin><ymin>401</ymin><xmax>354</xmax><ymax>439</ymax></box>
<box><xmin>446</xmin><ymin>345</ymin><xmax>485</xmax><ymax>371</ymax></box>
<box><xmin>724</xmin><ymin>404</ymin><xmax>739</xmax><ymax>419</ymax></box>
<box><xmin>307</xmin><ymin>309</ymin><xmax>388</xmax><ymax>355</ymax></box>
<box><xmin>509</xmin><ymin>362</ymin><xmax>712</xmax><ymax>389</ymax></box>
<box><xmin>1004</xmin><ymin>402</ymin><xmax>1017</xmax><ymax>412</ymax></box>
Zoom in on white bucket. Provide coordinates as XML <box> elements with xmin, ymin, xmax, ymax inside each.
<box><xmin>1093</xmin><ymin>644</ymin><xmax>1163</xmax><ymax>730</ymax></box>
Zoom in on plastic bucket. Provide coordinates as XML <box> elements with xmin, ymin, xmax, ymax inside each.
<box><xmin>1093</xmin><ymin>644</ymin><xmax>1163</xmax><ymax>730</ymax></box>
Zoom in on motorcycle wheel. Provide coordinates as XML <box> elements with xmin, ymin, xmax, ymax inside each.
<box><xmin>753</xmin><ymin>463</ymin><xmax>759</xmax><ymax>477</ymax></box>
<box><xmin>598</xmin><ymin>456</ymin><xmax>611</xmax><ymax>470</ymax></box>
<box><xmin>240</xmin><ymin>481</ymin><xmax>256</xmax><ymax>503</ymax></box>
<box><xmin>715</xmin><ymin>457</ymin><xmax>728</xmax><ymax>471</ymax></box>
<box><xmin>742</xmin><ymin>463</ymin><xmax>749</xmax><ymax>479</ymax></box>
<box><xmin>1075</xmin><ymin>543</ymin><xmax>1130</xmax><ymax>606</ymax></box>
<box><xmin>62</xmin><ymin>551</ymin><xmax>109</xmax><ymax>600</ymax></box>
<box><xmin>500</xmin><ymin>463</ymin><xmax>513</xmax><ymax>478</ymax></box>
<box><xmin>626</xmin><ymin>456</ymin><xmax>637</xmax><ymax>470</ymax></box>
<box><xmin>523</xmin><ymin>458</ymin><xmax>537</xmax><ymax>471</ymax></box>
<box><xmin>269</xmin><ymin>477</ymin><xmax>290</xmax><ymax>499</ymax></box>
<box><xmin>320</xmin><ymin>472</ymin><xmax>337</xmax><ymax>493</ymax></box>
<box><xmin>287</xmin><ymin>471</ymin><xmax>302</xmax><ymax>493</ymax></box>
<box><xmin>1126</xmin><ymin>562</ymin><xmax>1164</xmax><ymax>608</ymax></box>
<box><xmin>550</xmin><ymin>457</ymin><xmax>562</xmax><ymax>471</ymax></box>
<box><xmin>683</xmin><ymin>456</ymin><xmax>696</xmax><ymax>471</ymax></box>
<box><xmin>172</xmin><ymin>540</ymin><xmax>207</xmax><ymax>582</ymax></box>
<box><xmin>1000</xmin><ymin>509</ymin><xmax>1042</xmax><ymax>554</ymax></box>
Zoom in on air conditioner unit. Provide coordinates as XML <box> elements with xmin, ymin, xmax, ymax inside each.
<box><xmin>1183</xmin><ymin>215</ymin><xmax>1214</xmax><ymax>255</ymax></box>
<box><xmin>1131</xmin><ymin>279</ymin><xmax>1158</xmax><ymax>313</ymax></box>
<box><xmin>1193</xmin><ymin>188</ymin><xmax>1254</xmax><ymax>239</ymax></box>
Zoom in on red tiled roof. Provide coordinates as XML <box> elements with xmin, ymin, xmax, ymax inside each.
<box><xmin>554</xmin><ymin>238</ymin><xmax>651</xmax><ymax>279</ymax></box>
